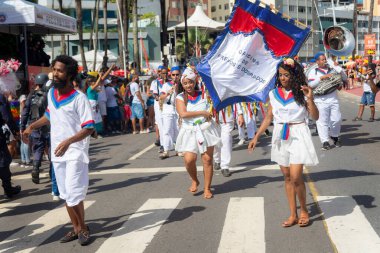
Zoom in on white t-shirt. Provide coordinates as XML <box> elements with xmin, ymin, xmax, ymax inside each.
<box><xmin>176</xmin><ymin>91</ymin><xmax>209</xmax><ymax>127</ymax></box>
<box><xmin>150</xmin><ymin>78</ymin><xmax>165</xmax><ymax>105</ymax></box>
<box><xmin>160</xmin><ymin>81</ymin><xmax>176</xmax><ymax>115</ymax></box>
<box><xmin>307</xmin><ymin>67</ymin><xmax>339</xmax><ymax>103</ymax></box>
<box><xmin>45</xmin><ymin>88</ymin><xmax>94</xmax><ymax>163</ymax></box>
<box><xmin>105</xmin><ymin>86</ymin><xmax>118</xmax><ymax>107</ymax></box>
<box><xmin>97</xmin><ymin>85</ymin><xmax>107</xmax><ymax>102</ymax></box>
<box><xmin>130</xmin><ymin>82</ymin><xmax>142</xmax><ymax>104</ymax></box>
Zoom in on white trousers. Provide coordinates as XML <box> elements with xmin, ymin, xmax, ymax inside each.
<box><xmin>53</xmin><ymin>160</ymin><xmax>89</xmax><ymax>207</ymax></box>
<box><xmin>315</xmin><ymin>101</ymin><xmax>341</xmax><ymax>143</ymax></box>
<box><xmin>162</xmin><ymin>113</ymin><xmax>179</xmax><ymax>151</ymax></box>
<box><xmin>238</xmin><ymin>114</ymin><xmax>256</xmax><ymax>140</ymax></box>
<box><xmin>154</xmin><ymin>102</ymin><xmax>164</xmax><ymax>145</ymax></box>
<box><xmin>213</xmin><ymin>122</ymin><xmax>234</xmax><ymax>169</ymax></box>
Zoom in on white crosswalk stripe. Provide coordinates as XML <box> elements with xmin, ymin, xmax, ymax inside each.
<box><xmin>96</xmin><ymin>198</ymin><xmax>182</xmax><ymax>253</ymax></box>
<box><xmin>317</xmin><ymin>196</ymin><xmax>380</xmax><ymax>253</ymax></box>
<box><xmin>0</xmin><ymin>200</ymin><xmax>95</xmax><ymax>253</ymax></box>
<box><xmin>218</xmin><ymin>197</ymin><xmax>265</xmax><ymax>253</ymax></box>
<box><xmin>2</xmin><ymin>195</ymin><xmax>380</xmax><ymax>252</ymax></box>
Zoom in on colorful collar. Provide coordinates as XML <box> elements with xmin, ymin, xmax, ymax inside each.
<box><xmin>316</xmin><ymin>67</ymin><xmax>331</xmax><ymax>75</ymax></box>
<box><xmin>187</xmin><ymin>91</ymin><xmax>202</xmax><ymax>104</ymax></box>
<box><xmin>51</xmin><ymin>88</ymin><xmax>79</xmax><ymax>109</ymax></box>
<box><xmin>273</xmin><ymin>88</ymin><xmax>294</xmax><ymax>106</ymax></box>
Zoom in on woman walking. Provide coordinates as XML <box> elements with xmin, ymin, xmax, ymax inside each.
<box><xmin>175</xmin><ymin>68</ymin><xmax>220</xmax><ymax>199</ymax></box>
<box><xmin>248</xmin><ymin>58</ymin><xmax>319</xmax><ymax>227</ymax></box>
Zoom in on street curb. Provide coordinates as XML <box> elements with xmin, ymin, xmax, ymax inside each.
<box><xmin>340</xmin><ymin>91</ymin><xmax>380</xmax><ymax>111</ymax></box>
<box><xmin>304</xmin><ymin>166</ymin><xmax>338</xmax><ymax>253</ymax></box>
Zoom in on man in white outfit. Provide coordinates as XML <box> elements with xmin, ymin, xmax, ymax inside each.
<box><xmin>150</xmin><ymin>66</ymin><xmax>167</xmax><ymax>153</ymax></box>
<box><xmin>307</xmin><ymin>53</ymin><xmax>343</xmax><ymax>150</ymax></box>
<box><xmin>214</xmin><ymin>104</ymin><xmax>244</xmax><ymax>177</ymax></box>
<box><xmin>236</xmin><ymin>102</ymin><xmax>256</xmax><ymax>145</ymax></box>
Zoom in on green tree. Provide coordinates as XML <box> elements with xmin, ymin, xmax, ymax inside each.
<box><xmin>175</xmin><ymin>29</ymin><xmax>214</xmax><ymax>62</ymax></box>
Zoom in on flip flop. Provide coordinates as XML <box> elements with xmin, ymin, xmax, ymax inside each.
<box><xmin>298</xmin><ymin>216</ymin><xmax>310</xmax><ymax>227</ymax></box>
<box><xmin>282</xmin><ymin>218</ymin><xmax>298</xmax><ymax>228</ymax></box>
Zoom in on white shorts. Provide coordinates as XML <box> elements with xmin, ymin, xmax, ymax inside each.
<box><xmin>271</xmin><ymin>123</ymin><xmax>319</xmax><ymax>167</ymax></box>
<box><xmin>99</xmin><ymin>101</ymin><xmax>107</xmax><ymax>116</ymax></box>
<box><xmin>53</xmin><ymin>160</ymin><xmax>89</xmax><ymax>207</ymax></box>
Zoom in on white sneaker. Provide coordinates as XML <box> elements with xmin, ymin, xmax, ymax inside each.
<box><xmin>52</xmin><ymin>195</ymin><xmax>60</xmax><ymax>201</ymax></box>
<box><xmin>237</xmin><ymin>139</ymin><xmax>245</xmax><ymax>146</ymax></box>
<box><xmin>10</xmin><ymin>162</ymin><xmax>19</xmax><ymax>167</ymax></box>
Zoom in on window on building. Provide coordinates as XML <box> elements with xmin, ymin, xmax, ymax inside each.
<box><xmin>72</xmin><ymin>46</ymin><xmax>78</xmax><ymax>56</ymax></box>
<box><xmin>225</xmin><ymin>15</ymin><xmax>229</xmax><ymax>21</ymax></box>
<box><xmin>211</xmin><ymin>6</ymin><xmax>216</xmax><ymax>12</ymax></box>
<box><xmin>224</xmin><ymin>4</ymin><xmax>228</xmax><ymax>10</ymax></box>
<box><xmin>298</xmin><ymin>6</ymin><xmax>305</xmax><ymax>13</ymax></box>
<box><xmin>219</xmin><ymin>16</ymin><xmax>222</xmax><ymax>21</ymax></box>
<box><xmin>289</xmin><ymin>5</ymin><xmax>296</xmax><ymax>12</ymax></box>
<box><xmin>219</xmin><ymin>4</ymin><xmax>221</xmax><ymax>9</ymax></box>
<box><xmin>308</xmin><ymin>7</ymin><xmax>312</xmax><ymax>13</ymax></box>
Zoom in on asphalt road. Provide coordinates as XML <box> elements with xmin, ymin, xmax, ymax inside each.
<box><xmin>1</xmin><ymin>91</ymin><xmax>379</xmax><ymax>253</ymax></box>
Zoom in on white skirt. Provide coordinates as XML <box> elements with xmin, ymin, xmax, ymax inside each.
<box><xmin>271</xmin><ymin>123</ymin><xmax>319</xmax><ymax>167</ymax></box>
<box><xmin>176</xmin><ymin>120</ymin><xmax>221</xmax><ymax>154</ymax></box>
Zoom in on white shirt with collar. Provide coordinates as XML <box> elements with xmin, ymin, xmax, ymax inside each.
<box><xmin>307</xmin><ymin>66</ymin><xmax>339</xmax><ymax>103</ymax></box>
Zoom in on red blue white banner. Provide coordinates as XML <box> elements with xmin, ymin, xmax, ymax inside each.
<box><xmin>196</xmin><ymin>0</ymin><xmax>311</xmax><ymax>110</ymax></box>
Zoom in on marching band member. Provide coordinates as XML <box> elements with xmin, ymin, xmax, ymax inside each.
<box><xmin>248</xmin><ymin>57</ymin><xmax>319</xmax><ymax>228</ymax></box>
<box><xmin>236</xmin><ymin>102</ymin><xmax>256</xmax><ymax>145</ymax></box>
<box><xmin>213</xmin><ymin>104</ymin><xmax>241</xmax><ymax>177</ymax></box>
<box><xmin>307</xmin><ymin>52</ymin><xmax>342</xmax><ymax>150</ymax></box>
<box><xmin>150</xmin><ymin>66</ymin><xmax>167</xmax><ymax>153</ymax></box>
<box><xmin>159</xmin><ymin>66</ymin><xmax>180</xmax><ymax>159</ymax></box>
<box><xmin>176</xmin><ymin>68</ymin><xmax>220</xmax><ymax>199</ymax></box>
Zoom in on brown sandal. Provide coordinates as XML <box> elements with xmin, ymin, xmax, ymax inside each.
<box><xmin>282</xmin><ymin>217</ymin><xmax>298</xmax><ymax>228</ymax></box>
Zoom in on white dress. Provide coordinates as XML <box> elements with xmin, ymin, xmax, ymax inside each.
<box><xmin>175</xmin><ymin>91</ymin><xmax>220</xmax><ymax>154</ymax></box>
<box><xmin>269</xmin><ymin>88</ymin><xmax>319</xmax><ymax>167</ymax></box>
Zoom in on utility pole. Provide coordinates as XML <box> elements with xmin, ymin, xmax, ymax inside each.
<box><xmin>352</xmin><ymin>0</ymin><xmax>357</xmax><ymax>60</ymax></box>
<box><xmin>183</xmin><ymin>0</ymin><xmax>189</xmax><ymax>60</ymax></box>
<box><xmin>368</xmin><ymin>0</ymin><xmax>374</xmax><ymax>63</ymax></box>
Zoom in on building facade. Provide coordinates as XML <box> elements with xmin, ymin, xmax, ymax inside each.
<box><xmin>37</xmin><ymin>0</ymin><xmax>162</xmax><ymax>69</ymax></box>
<box><xmin>167</xmin><ymin>0</ymin><xmax>210</xmax><ymax>26</ymax></box>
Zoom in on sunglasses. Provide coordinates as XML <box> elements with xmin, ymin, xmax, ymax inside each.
<box><xmin>171</xmin><ymin>74</ymin><xmax>179</xmax><ymax>76</ymax></box>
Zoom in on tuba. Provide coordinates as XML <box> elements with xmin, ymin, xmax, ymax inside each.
<box><xmin>305</xmin><ymin>26</ymin><xmax>355</xmax><ymax>95</ymax></box>
<box><xmin>323</xmin><ymin>26</ymin><xmax>355</xmax><ymax>57</ymax></box>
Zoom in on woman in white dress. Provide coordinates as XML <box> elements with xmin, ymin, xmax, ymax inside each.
<box><xmin>175</xmin><ymin>68</ymin><xmax>220</xmax><ymax>199</ymax></box>
<box><xmin>248</xmin><ymin>58</ymin><xmax>319</xmax><ymax>227</ymax></box>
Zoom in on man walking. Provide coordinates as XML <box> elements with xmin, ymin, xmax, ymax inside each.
<box><xmin>307</xmin><ymin>53</ymin><xmax>343</xmax><ymax>150</ymax></box>
<box><xmin>23</xmin><ymin>55</ymin><xmax>94</xmax><ymax>246</ymax></box>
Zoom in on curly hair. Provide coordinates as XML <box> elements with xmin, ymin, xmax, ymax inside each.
<box><xmin>275</xmin><ymin>59</ymin><xmax>307</xmax><ymax>108</ymax></box>
<box><xmin>51</xmin><ymin>55</ymin><xmax>78</xmax><ymax>82</ymax></box>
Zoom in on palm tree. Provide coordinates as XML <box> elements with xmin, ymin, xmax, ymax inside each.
<box><xmin>58</xmin><ymin>0</ymin><xmax>66</xmax><ymax>55</ymax></box>
<box><xmin>75</xmin><ymin>0</ymin><xmax>87</xmax><ymax>71</ymax></box>
<box><xmin>160</xmin><ymin>0</ymin><xmax>168</xmax><ymax>66</ymax></box>
<box><xmin>183</xmin><ymin>0</ymin><xmax>189</xmax><ymax>59</ymax></box>
<box><xmin>175</xmin><ymin>29</ymin><xmax>214</xmax><ymax>62</ymax></box>
<box><xmin>102</xmin><ymin>0</ymin><xmax>108</xmax><ymax>68</ymax></box>
<box><xmin>93</xmin><ymin>0</ymin><xmax>100</xmax><ymax>70</ymax></box>
<box><xmin>132</xmin><ymin>0</ymin><xmax>140</xmax><ymax>72</ymax></box>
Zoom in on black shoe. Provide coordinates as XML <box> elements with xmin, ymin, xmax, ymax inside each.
<box><xmin>221</xmin><ymin>169</ymin><xmax>231</xmax><ymax>177</ymax></box>
<box><xmin>78</xmin><ymin>226</ymin><xmax>90</xmax><ymax>246</ymax></box>
<box><xmin>4</xmin><ymin>185</ymin><xmax>21</xmax><ymax>199</ymax></box>
<box><xmin>321</xmin><ymin>142</ymin><xmax>331</xmax><ymax>151</ymax></box>
<box><xmin>214</xmin><ymin>162</ymin><xmax>221</xmax><ymax>171</ymax></box>
<box><xmin>154</xmin><ymin>139</ymin><xmax>160</xmax><ymax>146</ymax></box>
<box><xmin>264</xmin><ymin>129</ymin><xmax>271</xmax><ymax>136</ymax></box>
<box><xmin>368</xmin><ymin>118</ymin><xmax>374</xmax><ymax>122</ymax></box>
<box><xmin>60</xmin><ymin>231</ymin><xmax>78</xmax><ymax>243</ymax></box>
<box><xmin>31</xmin><ymin>169</ymin><xmax>40</xmax><ymax>184</ymax></box>
<box><xmin>331</xmin><ymin>137</ymin><xmax>342</xmax><ymax>147</ymax></box>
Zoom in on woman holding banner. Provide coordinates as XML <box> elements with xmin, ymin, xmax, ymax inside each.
<box><xmin>248</xmin><ymin>58</ymin><xmax>319</xmax><ymax>227</ymax></box>
<box><xmin>175</xmin><ymin>68</ymin><xmax>220</xmax><ymax>199</ymax></box>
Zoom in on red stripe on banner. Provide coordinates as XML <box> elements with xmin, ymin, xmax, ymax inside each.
<box><xmin>229</xmin><ymin>7</ymin><xmax>295</xmax><ymax>57</ymax></box>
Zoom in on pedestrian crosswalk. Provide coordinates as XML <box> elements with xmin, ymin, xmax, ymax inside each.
<box><xmin>1</xmin><ymin>196</ymin><xmax>379</xmax><ymax>252</ymax></box>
